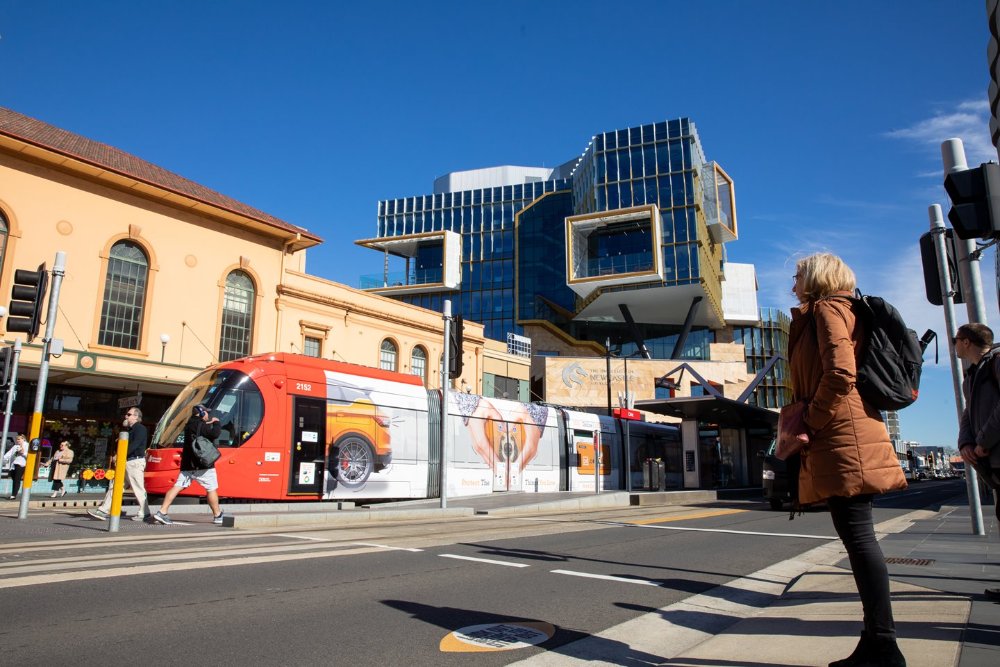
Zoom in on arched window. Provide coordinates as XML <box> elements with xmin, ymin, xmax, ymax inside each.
<box><xmin>0</xmin><ymin>211</ymin><xmax>9</xmax><ymax>281</ymax></box>
<box><xmin>98</xmin><ymin>240</ymin><xmax>149</xmax><ymax>349</ymax></box>
<box><xmin>379</xmin><ymin>339</ymin><xmax>398</xmax><ymax>371</ymax></box>
<box><xmin>411</xmin><ymin>346</ymin><xmax>427</xmax><ymax>383</ymax></box>
<box><xmin>219</xmin><ymin>270</ymin><xmax>256</xmax><ymax>362</ymax></box>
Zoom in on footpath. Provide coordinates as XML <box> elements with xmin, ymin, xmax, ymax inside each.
<box><xmin>0</xmin><ymin>489</ymin><xmax>997</xmax><ymax>666</ymax></box>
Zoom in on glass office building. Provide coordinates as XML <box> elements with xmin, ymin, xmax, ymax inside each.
<box><xmin>358</xmin><ymin>117</ymin><xmax>745</xmax><ymax>366</ymax></box>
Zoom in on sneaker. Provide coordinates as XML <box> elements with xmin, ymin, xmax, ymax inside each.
<box><xmin>986</xmin><ymin>587</ymin><xmax>1000</xmax><ymax>601</ymax></box>
<box><xmin>152</xmin><ymin>511</ymin><xmax>173</xmax><ymax>525</ymax></box>
<box><xmin>213</xmin><ymin>512</ymin><xmax>225</xmax><ymax>525</ymax></box>
<box><xmin>130</xmin><ymin>514</ymin><xmax>151</xmax><ymax>522</ymax></box>
<box><xmin>87</xmin><ymin>509</ymin><xmax>110</xmax><ymax>520</ymax></box>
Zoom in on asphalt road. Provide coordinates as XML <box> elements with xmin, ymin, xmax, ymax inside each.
<box><xmin>0</xmin><ymin>480</ymin><xmax>966</xmax><ymax>666</ymax></box>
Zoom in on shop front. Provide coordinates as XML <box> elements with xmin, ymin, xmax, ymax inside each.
<box><xmin>1</xmin><ymin>382</ymin><xmax>177</xmax><ymax>497</ymax></box>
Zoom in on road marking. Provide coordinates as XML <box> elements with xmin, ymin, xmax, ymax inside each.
<box><xmin>0</xmin><ymin>544</ymin><xmax>389</xmax><ymax>589</ymax></box>
<box><xmin>276</xmin><ymin>534</ymin><xmax>331</xmax><ymax>542</ymax></box>
<box><xmin>441</xmin><ymin>622</ymin><xmax>555</xmax><ymax>652</ymax></box>
<box><xmin>0</xmin><ymin>540</ymin><xmax>373</xmax><ymax>577</ymax></box>
<box><xmin>352</xmin><ymin>541</ymin><xmax>423</xmax><ymax>552</ymax></box>
<box><xmin>551</xmin><ymin>569</ymin><xmax>662</xmax><ymax>586</ymax></box>
<box><xmin>625</xmin><ymin>508</ymin><xmax>747</xmax><ymax>524</ymax></box>
<box><xmin>440</xmin><ymin>554</ymin><xmax>530</xmax><ymax>567</ymax></box>
<box><xmin>599</xmin><ymin>520</ymin><xmax>836</xmax><ymax>540</ymax></box>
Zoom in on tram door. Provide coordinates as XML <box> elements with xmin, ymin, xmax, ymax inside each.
<box><xmin>289</xmin><ymin>396</ymin><xmax>326</xmax><ymax>495</ymax></box>
<box><xmin>491</xmin><ymin>418</ymin><xmax>522</xmax><ymax>492</ymax></box>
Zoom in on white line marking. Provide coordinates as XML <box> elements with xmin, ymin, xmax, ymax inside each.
<box><xmin>597</xmin><ymin>520</ymin><xmax>836</xmax><ymax>540</ymax></box>
<box><xmin>551</xmin><ymin>569</ymin><xmax>662</xmax><ymax>586</ymax></box>
<box><xmin>439</xmin><ymin>554</ymin><xmax>529</xmax><ymax>567</ymax></box>
<box><xmin>276</xmin><ymin>534</ymin><xmax>331</xmax><ymax>542</ymax></box>
<box><xmin>0</xmin><ymin>546</ymin><xmax>384</xmax><ymax>589</ymax></box>
<box><xmin>352</xmin><ymin>542</ymin><xmax>423</xmax><ymax>552</ymax></box>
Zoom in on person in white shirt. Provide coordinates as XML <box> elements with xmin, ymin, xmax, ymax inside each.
<box><xmin>2</xmin><ymin>434</ymin><xmax>29</xmax><ymax>499</ymax></box>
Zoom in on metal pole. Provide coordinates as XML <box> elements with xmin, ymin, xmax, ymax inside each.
<box><xmin>19</xmin><ymin>251</ymin><xmax>67</xmax><ymax>520</ymax></box>
<box><xmin>605</xmin><ymin>337</ymin><xmax>612</xmax><ymax>417</ymax></box>
<box><xmin>0</xmin><ymin>339</ymin><xmax>23</xmax><ymax>465</ymax></box>
<box><xmin>623</xmin><ymin>356</ymin><xmax>631</xmax><ymax>493</ymax></box>
<box><xmin>440</xmin><ymin>300</ymin><xmax>452</xmax><ymax>509</ymax></box>
<box><xmin>593</xmin><ymin>429</ymin><xmax>600</xmax><ymax>494</ymax></box>
<box><xmin>929</xmin><ymin>204</ymin><xmax>985</xmax><ymax>535</ymax></box>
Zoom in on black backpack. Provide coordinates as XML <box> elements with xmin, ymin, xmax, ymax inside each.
<box><xmin>851</xmin><ymin>290</ymin><xmax>932</xmax><ymax>411</ymax></box>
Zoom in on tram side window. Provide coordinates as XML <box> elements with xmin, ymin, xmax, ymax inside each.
<box><xmin>212</xmin><ymin>388</ymin><xmax>264</xmax><ymax>447</ymax></box>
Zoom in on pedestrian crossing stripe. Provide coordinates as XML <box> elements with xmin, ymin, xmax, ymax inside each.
<box><xmin>440</xmin><ymin>621</ymin><xmax>554</xmax><ymax>652</ymax></box>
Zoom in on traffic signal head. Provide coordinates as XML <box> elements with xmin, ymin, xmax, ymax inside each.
<box><xmin>919</xmin><ymin>229</ymin><xmax>964</xmax><ymax>306</ymax></box>
<box><xmin>448</xmin><ymin>315</ymin><xmax>464</xmax><ymax>377</ymax></box>
<box><xmin>944</xmin><ymin>163</ymin><xmax>1000</xmax><ymax>240</ymax></box>
<box><xmin>0</xmin><ymin>346</ymin><xmax>11</xmax><ymax>387</ymax></box>
<box><xmin>6</xmin><ymin>263</ymin><xmax>47</xmax><ymax>341</ymax></box>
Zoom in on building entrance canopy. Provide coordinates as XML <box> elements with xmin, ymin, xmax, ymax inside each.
<box><xmin>635</xmin><ymin>395</ymin><xmax>777</xmax><ymax>430</ymax></box>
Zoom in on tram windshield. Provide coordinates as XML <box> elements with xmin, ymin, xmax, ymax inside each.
<box><xmin>152</xmin><ymin>369</ymin><xmax>264</xmax><ymax>448</ymax></box>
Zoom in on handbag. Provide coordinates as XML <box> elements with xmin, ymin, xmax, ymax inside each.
<box><xmin>191</xmin><ymin>420</ymin><xmax>221</xmax><ymax>468</ymax></box>
<box><xmin>775</xmin><ymin>401</ymin><xmax>810</xmax><ymax>461</ymax></box>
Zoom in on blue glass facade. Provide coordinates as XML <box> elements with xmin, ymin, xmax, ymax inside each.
<box><xmin>370</xmin><ymin>118</ymin><xmax>726</xmax><ymax>357</ymax></box>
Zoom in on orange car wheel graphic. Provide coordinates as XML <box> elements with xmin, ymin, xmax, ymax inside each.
<box><xmin>335</xmin><ymin>434</ymin><xmax>375</xmax><ymax>488</ymax></box>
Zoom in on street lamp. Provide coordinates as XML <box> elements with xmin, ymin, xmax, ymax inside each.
<box><xmin>160</xmin><ymin>333</ymin><xmax>170</xmax><ymax>363</ymax></box>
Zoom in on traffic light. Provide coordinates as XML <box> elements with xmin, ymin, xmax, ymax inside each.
<box><xmin>943</xmin><ymin>163</ymin><xmax>1000</xmax><ymax>240</ymax></box>
<box><xmin>919</xmin><ymin>229</ymin><xmax>964</xmax><ymax>306</ymax></box>
<box><xmin>6</xmin><ymin>263</ymin><xmax>48</xmax><ymax>341</ymax></box>
<box><xmin>0</xmin><ymin>346</ymin><xmax>11</xmax><ymax>387</ymax></box>
<box><xmin>448</xmin><ymin>315</ymin><xmax>464</xmax><ymax>377</ymax></box>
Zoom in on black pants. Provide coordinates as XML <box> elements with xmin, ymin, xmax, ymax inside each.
<box><xmin>52</xmin><ymin>479</ymin><xmax>63</xmax><ymax>492</ymax></box>
<box><xmin>827</xmin><ymin>494</ymin><xmax>896</xmax><ymax>641</ymax></box>
<box><xmin>9</xmin><ymin>464</ymin><xmax>25</xmax><ymax>497</ymax></box>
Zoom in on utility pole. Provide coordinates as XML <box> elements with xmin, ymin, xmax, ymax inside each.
<box><xmin>440</xmin><ymin>299</ymin><xmax>452</xmax><ymax>509</ymax></box>
<box><xmin>0</xmin><ymin>339</ymin><xmax>23</xmax><ymax>463</ymax></box>
<box><xmin>930</xmin><ymin>205</ymin><xmax>983</xmax><ymax>534</ymax></box>
<box><xmin>19</xmin><ymin>252</ymin><xmax>67</xmax><ymax>520</ymax></box>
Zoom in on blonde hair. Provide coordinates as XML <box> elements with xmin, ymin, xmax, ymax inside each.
<box><xmin>795</xmin><ymin>252</ymin><xmax>856</xmax><ymax>302</ymax></box>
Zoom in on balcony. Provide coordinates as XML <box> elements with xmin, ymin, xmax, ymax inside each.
<box><xmin>358</xmin><ymin>268</ymin><xmax>444</xmax><ymax>290</ymax></box>
<box><xmin>566</xmin><ymin>205</ymin><xmax>664</xmax><ymax>299</ymax></box>
<box><xmin>355</xmin><ymin>230</ymin><xmax>461</xmax><ymax>295</ymax></box>
<box><xmin>582</xmin><ymin>251</ymin><xmax>655</xmax><ymax>279</ymax></box>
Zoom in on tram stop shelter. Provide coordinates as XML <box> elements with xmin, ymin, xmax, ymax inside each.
<box><xmin>635</xmin><ymin>394</ymin><xmax>778</xmax><ymax>490</ymax></box>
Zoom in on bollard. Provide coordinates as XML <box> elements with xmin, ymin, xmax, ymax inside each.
<box><xmin>107</xmin><ymin>431</ymin><xmax>129</xmax><ymax>532</ymax></box>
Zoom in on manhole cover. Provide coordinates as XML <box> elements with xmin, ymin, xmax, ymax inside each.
<box><xmin>884</xmin><ymin>557</ymin><xmax>934</xmax><ymax>566</ymax></box>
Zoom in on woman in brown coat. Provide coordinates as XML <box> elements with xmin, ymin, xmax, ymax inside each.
<box><xmin>47</xmin><ymin>441</ymin><xmax>74</xmax><ymax>498</ymax></box>
<box><xmin>787</xmin><ymin>253</ymin><xmax>906</xmax><ymax>667</ymax></box>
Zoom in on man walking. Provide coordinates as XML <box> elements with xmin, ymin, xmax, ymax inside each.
<box><xmin>88</xmin><ymin>407</ymin><xmax>150</xmax><ymax>521</ymax></box>
<box><xmin>153</xmin><ymin>404</ymin><xmax>225</xmax><ymax>525</ymax></box>
<box><xmin>955</xmin><ymin>322</ymin><xmax>1000</xmax><ymax>601</ymax></box>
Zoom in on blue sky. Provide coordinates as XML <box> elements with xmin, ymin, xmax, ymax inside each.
<box><xmin>1</xmin><ymin>1</ymin><xmax>997</xmax><ymax>448</ymax></box>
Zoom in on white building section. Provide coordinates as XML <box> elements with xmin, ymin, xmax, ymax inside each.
<box><xmin>721</xmin><ymin>262</ymin><xmax>760</xmax><ymax>325</ymax></box>
<box><xmin>434</xmin><ymin>166</ymin><xmax>556</xmax><ymax>193</ymax></box>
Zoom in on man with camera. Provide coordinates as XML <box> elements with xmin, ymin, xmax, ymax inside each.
<box><xmin>153</xmin><ymin>404</ymin><xmax>224</xmax><ymax>525</ymax></box>
<box><xmin>88</xmin><ymin>407</ymin><xmax>150</xmax><ymax>521</ymax></box>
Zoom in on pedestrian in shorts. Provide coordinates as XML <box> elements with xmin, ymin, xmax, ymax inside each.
<box><xmin>153</xmin><ymin>404</ymin><xmax>225</xmax><ymax>525</ymax></box>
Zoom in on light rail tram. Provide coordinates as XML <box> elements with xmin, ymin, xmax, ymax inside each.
<box><xmin>144</xmin><ymin>353</ymin><xmax>683</xmax><ymax>501</ymax></box>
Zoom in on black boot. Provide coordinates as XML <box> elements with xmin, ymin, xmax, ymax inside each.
<box><xmin>829</xmin><ymin>633</ymin><xmax>874</xmax><ymax>667</ymax></box>
<box><xmin>866</xmin><ymin>637</ymin><xmax>905</xmax><ymax>667</ymax></box>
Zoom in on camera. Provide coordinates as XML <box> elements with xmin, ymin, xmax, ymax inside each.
<box><xmin>193</xmin><ymin>405</ymin><xmax>208</xmax><ymax>419</ymax></box>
